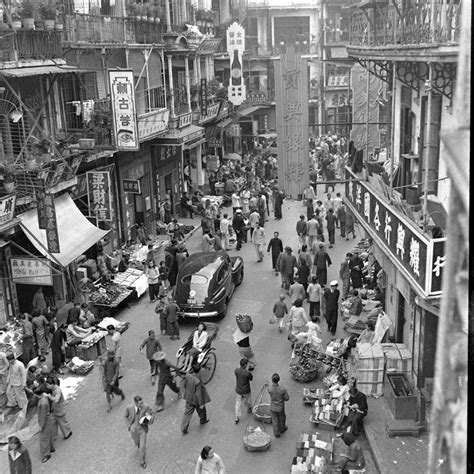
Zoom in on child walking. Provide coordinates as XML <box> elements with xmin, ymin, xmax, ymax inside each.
<box><xmin>272</xmin><ymin>294</ymin><xmax>289</xmax><ymax>333</ymax></box>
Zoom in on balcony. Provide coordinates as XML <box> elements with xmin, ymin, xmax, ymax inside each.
<box><xmin>348</xmin><ymin>1</ymin><xmax>460</xmax><ymax>57</ymax></box>
<box><xmin>0</xmin><ymin>30</ymin><xmax>62</xmax><ymax>62</ymax></box>
<box><xmin>63</xmin><ymin>14</ymin><xmax>165</xmax><ymax>45</ymax></box>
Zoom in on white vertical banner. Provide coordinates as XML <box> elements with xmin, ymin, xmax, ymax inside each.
<box><xmin>226</xmin><ymin>22</ymin><xmax>246</xmax><ymax>106</ymax></box>
<box><xmin>109</xmin><ymin>70</ymin><xmax>139</xmax><ymax>151</ymax></box>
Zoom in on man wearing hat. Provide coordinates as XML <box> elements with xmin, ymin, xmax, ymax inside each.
<box><xmin>324</xmin><ymin>281</ymin><xmax>340</xmax><ymax>336</ymax></box>
<box><xmin>154</xmin><ymin>351</ymin><xmax>181</xmax><ymax>412</ymax></box>
<box><xmin>232</xmin><ymin>209</ymin><xmax>246</xmax><ymax>251</ymax></box>
<box><xmin>101</xmin><ymin>350</ymin><xmax>125</xmax><ymax>413</ymax></box>
<box><xmin>277</xmin><ymin>246</ymin><xmax>298</xmax><ymax>292</ymax></box>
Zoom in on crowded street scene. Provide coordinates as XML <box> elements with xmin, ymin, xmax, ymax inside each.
<box><xmin>0</xmin><ymin>0</ymin><xmax>468</xmax><ymax>473</ymax></box>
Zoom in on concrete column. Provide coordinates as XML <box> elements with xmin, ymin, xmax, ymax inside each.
<box><xmin>184</xmin><ymin>55</ymin><xmax>191</xmax><ymax>111</ymax></box>
<box><xmin>167</xmin><ymin>54</ymin><xmax>175</xmax><ymax>116</ymax></box>
<box><xmin>197</xmin><ymin>56</ymin><xmax>202</xmax><ymax>82</ymax></box>
<box><xmin>196</xmin><ymin>145</ymin><xmax>204</xmax><ymax>186</ymax></box>
<box><xmin>193</xmin><ymin>56</ymin><xmax>199</xmax><ymax>85</ymax></box>
<box><xmin>205</xmin><ymin>56</ymin><xmax>210</xmax><ymax>81</ymax></box>
<box><xmin>165</xmin><ymin>0</ymin><xmax>171</xmax><ymax>32</ymax></box>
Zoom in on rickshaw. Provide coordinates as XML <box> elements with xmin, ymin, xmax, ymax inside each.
<box><xmin>175</xmin><ymin>322</ymin><xmax>218</xmax><ymax>384</ymax></box>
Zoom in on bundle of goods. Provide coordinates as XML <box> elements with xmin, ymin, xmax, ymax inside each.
<box><xmin>252</xmin><ymin>384</ymin><xmax>272</xmax><ymax>423</ymax></box>
<box><xmin>98</xmin><ymin>317</ymin><xmax>130</xmax><ymax>334</ymax></box>
<box><xmin>302</xmin><ymin>387</ymin><xmax>325</xmax><ymax>405</ymax></box>
<box><xmin>243</xmin><ymin>425</ymin><xmax>271</xmax><ymax>452</ymax></box>
<box><xmin>291</xmin><ymin>433</ymin><xmax>332</xmax><ymax>473</ymax></box>
<box><xmin>235</xmin><ymin>313</ymin><xmax>253</xmax><ymax>333</ymax></box>
<box><xmin>90</xmin><ymin>281</ymin><xmax>131</xmax><ymax>306</ymax></box>
<box><xmin>310</xmin><ymin>396</ymin><xmax>345</xmax><ymax>428</ymax></box>
<box><xmin>67</xmin><ymin>356</ymin><xmax>94</xmax><ymax>375</ymax></box>
<box><xmin>343</xmin><ymin>315</ymin><xmax>367</xmax><ymax>334</ymax></box>
<box><xmin>289</xmin><ymin>346</ymin><xmax>321</xmax><ymax>383</ymax></box>
<box><xmin>325</xmin><ymin>339</ymin><xmax>347</xmax><ymax>358</ymax></box>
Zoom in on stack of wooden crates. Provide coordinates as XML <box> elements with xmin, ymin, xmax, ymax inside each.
<box><xmin>354</xmin><ymin>343</ymin><xmax>385</xmax><ymax>397</ymax></box>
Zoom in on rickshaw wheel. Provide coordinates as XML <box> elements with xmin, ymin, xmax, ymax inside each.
<box><xmin>199</xmin><ymin>351</ymin><xmax>217</xmax><ymax>384</ymax></box>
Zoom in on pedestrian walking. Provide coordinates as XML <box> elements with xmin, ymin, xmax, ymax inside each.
<box><xmin>333</xmin><ymin>192</ymin><xmax>343</xmax><ymax>228</ymax></box>
<box><xmin>139</xmin><ymin>330</ymin><xmax>162</xmax><ymax>385</ymax></box>
<box><xmin>324</xmin><ymin>193</ymin><xmax>334</xmax><ymax>214</ymax></box>
<box><xmin>31</xmin><ymin>310</ymin><xmax>49</xmax><ymax>356</ymax></box>
<box><xmin>296</xmin><ymin>215</ymin><xmax>308</xmax><ymax>248</ymax></box>
<box><xmin>181</xmin><ymin>363</ymin><xmax>210</xmax><ymax>435</ymax></box>
<box><xmin>164</xmin><ymin>298</ymin><xmax>180</xmax><ymax>340</ymax></box>
<box><xmin>234</xmin><ymin>358</ymin><xmax>253</xmax><ymax>424</ymax></box>
<box><xmin>154</xmin><ymin>351</ymin><xmax>181</xmax><ymax>412</ymax></box>
<box><xmin>313</xmin><ymin>244</ymin><xmax>332</xmax><ymax>285</ymax></box>
<box><xmin>248</xmin><ymin>209</ymin><xmax>260</xmax><ymax>239</ymax></box>
<box><xmin>232</xmin><ymin>209</ymin><xmax>246</xmax><ymax>251</ymax></box>
<box><xmin>307</xmin><ymin>276</ymin><xmax>322</xmax><ymax>320</ymax></box>
<box><xmin>297</xmin><ymin>260</ymin><xmax>311</xmax><ymax>295</ymax></box>
<box><xmin>124</xmin><ymin>395</ymin><xmax>154</xmax><ymax>470</ymax></box>
<box><xmin>345</xmin><ymin>207</ymin><xmax>356</xmax><ymax>240</ymax></box>
<box><xmin>324</xmin><ymin>281</ymin><xmax>340</xmax><ymax>336</ymax></box>
<box><xmin>252</xmin><ymin>223</ymin><xmax>266</xmax><ymax>262</ymax></box>
<box><xmin>19</xmin><ymin>313</ymin><xmax>36</xmax><ymax>365</ymax></box>
<box><xmin>326</xmin><ymin>208</ymin><xmax>336</xmax><ymax>248</ymax></box>
<box><xmin>267</xmin><ymin>231</ymin><xmax>283</xmax><ymax>274</ymax></box>
<box><xmin>339</xmin><ymin>253</ymin><xmax>352</xmax><ymax>299</ymax></box>
<box><xmin>105</xmin><ymin>325</ymin><xmax>122</xmax><ymax>366</ymax></box>
<box><xmin>288</xmin><ymin>298</ymin><xmax>309</xmax><ymax>337</ymax></box>
<box><xmin>36</xmin><ymin>384</ymin><xmax>55</xmax><ymax>463</ymax></box>
<box><xmin>45</xmin><ymin>376</ymin><xmax>72</xmax><ymax>445</ymax></box>
<box><xmin>101</xmin><ymin>350</ymin><xmax>125</xmax><ymax>412</ymax></box>
<box><xmin>231</xmin><ymin>191</ymin><xmax>241</xmax><ymax>214</ymax></box>
<box><xmin>277</xmin><ymin>246</ymin><xmax>298</xmax><ymax>291</ymax></box>
<box><xmin>5</xmin><ymin>353</ymin><xmax>27</xmax><ymax>412</ymax></box>
<box><xmin>273</xmin><ymin>187</ymin><xmax>284</xmax><ymax>220</ymax></box>
<box><xmin>306</xmin><ymin>216</ymin><xmax>319</xmax><ymax>252</ymax></box>
<box><xmin>272</xmin><ymin>294</ymin><xmax>288</xmax><ymax>333</ymax></box>
<box><xmin>289</xmin><ymin>279</ymin><xmax>306</xmax><ymax>305</ymax></box>
<box><xmin>195</xmin><ymin>446</ymin><xmax>226</xmax><ymax>474</ymax></box>
<box><xmin>267</xmin><ymin>373</ymin><xmax>289</xmax><ymax>438</ymax></box>
<box><xmin>219</xmin><ymin>213</ymin><xmax>231</xmax><ymax>250</ymax></box>
<box><xmin>8</xmin><ymin>436</ymin><xmax>32</xmax><ymax>474</ymax></box>
<box><xmin>233</xmin><ymin>327</ymin><xmax>256</xmax><ymax>370</ymax></box>
<box><xmin>314</xmin><ymin>209</ymin><xmax>325</xmax><ymax>243</ymax></box>
<box><xmin>154</xmin><ymin>296</ymin><xmax>167</xmax><ymax>336</ymax></box>
<box><xmin>145</xmin><ymin>260</ymin><xmax>160</xmax><ymax>303</ymax></box>
<box><xmin>306</xmin><ymin>198</ymin><xmax>314</xmax><ymax>220</ymax></box>
<box><xmin>338</xmin><ymin>203</ymin><xmax>347</xmax><ymax>238</ymax></box>
<box><xmin>349</xmin><ymin>252</ymin><xmax>364</xmax><ymax>289</ymax></box>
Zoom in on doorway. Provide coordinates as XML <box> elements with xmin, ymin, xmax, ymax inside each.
<box><xmin>396</xmin><ymin>291</ymin><xmax>405</xmax><ymax>343</ymax></box>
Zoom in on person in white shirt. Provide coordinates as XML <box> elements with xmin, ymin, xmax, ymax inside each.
<box><xmin>333</xmin><ymin>192</ymin><xmax>343</xmax><ymax>228</ymax></box>
<box><xmin>219</xmin><ymin>214</ymin><xmax>230</xmax><ymax>250</ymax></box>
<box><xmin>231</xmin><ymin>192</ymin><xmax>241</xmax><ymax>214</ymax></box>
<box><xmin>240</xmin><ymin>188</ymin><xmax>251</xmax><ymax>214</ymax></box>
<box><xmin>324</xmin><ymin>193</ymin><xmax>334</xmax><ymax>214</ymax></box>
<box><xmin>183</xmin><ymin>323</ymin><xmax>209</xmax><ymax>372</ymax></box>
<box><xmin>307</xmin><ymin>276</ymin><xmax>322</xmax><ymax>319</ymax></box>
<box><xmin>195</xmin><ymin>445</ymin><xmax>225</xmax><ymax>474</ymax></box>
<box><xmin>248</xmin><ymin>210</ymin><xmax>260</xmax><ymax>239</ymax></box>
<box><xmin>251</xmin><ymin>223</ymin><xmax>266</xmax><ymax>262</ymax></box>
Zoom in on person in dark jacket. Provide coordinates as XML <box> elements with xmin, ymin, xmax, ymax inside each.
<box><xmin>337</xmin><ymin>203</ymin><xmax>347</xmax><ymax>238</ymax></box>
<box><xmin>234</xmin><ymin>358</ymin><xmax>253</xmax><ymax>424</ymax></box>
<box><xmin>348</xmin><ymin>290</ymin><xmax>363</xmax><ymax>316</ymax></box>
<box><xmin>232</xmin><ymin>209</ymin><xmax>246</xmax><ymax>250</ymax></box>
<box><xmin>8</xmin><ymin>436</ymin><xmax>32</xmax><ymax>474</ymax></box>
<box><xmin>313</xmin><ymin>244</ymin><xmax>332</xmax><ymax>285</ymax></box>
<box><xmin>273</xmin><ymin>188</ymin><xmax>284</xmax><ymax>220</ymax></box>
<box><xmin>154</xmin><ymin>351</ymin><xmax>181</xmax><ymax>412</ymax></box>
<box><xmin>326</xmin><ymin>208</ymin><xmax>337</xmax><ymax>248</ymax></box>
<box><xmin>349</xmin><ymin>252</ymin><xmax>364</xmax><ymax>289</ymax></box>
<box><xmin>324</xmin><ymin>280</ymin><xmax>340</xmax><ymax>336</ymax></box>
<box><xmin>344</xmin><ymin>386</ymin><xmax>368</xmax><ymax>436</ymax></box>
<box><xmin>339</xmin><ymin>253</ymin><xmax>352</xmax><ymax>299</ymax></box>
<box><xmin>267</xmin><ymin>231</ymin><xmax>284</xmax><ymax>274</ymax></box>
<box><xmin>277</xmin><ymin>246</ymin><xmax>298</xmax><ymax>291</ymax></box>
<box><xmin>50</xmin><ymin>323</ymin><xmax>67</xmax><ymax>374</ymax></box>
<box><xmin>267</xmin><ymin>373</ymin><xmax>289</xmax><ymax>437</ymax></box>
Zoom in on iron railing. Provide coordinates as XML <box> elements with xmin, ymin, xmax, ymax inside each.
<box><xmin>0</xmin><ymin>30</ymin><xmax>63</xmax><ymax>62</ymax></box>
<box><xmin>136</xmin><ymin>85</ymin><xmax>167</xmax><ymax>115</ymax></box>
<box><xmin>349</xmin><ymin>1</ymin><xmax>460</xmax><ymax>47</ymax></box>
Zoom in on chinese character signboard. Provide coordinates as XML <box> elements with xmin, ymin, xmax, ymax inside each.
<box><xmin>109</xmin><ymin>70</ymin><xmax>139</xmax><ymax>150</ymax></box>
<box><xmin>200</xmin><ymin>78</ymin><xmax>208</xmax><ymax>116</ymax></box>
<box><xmin>138</xmin><ymin>109</ymin><xmax>169</xmax><ymax>141</ymax></box>
<box><xmin>0</xmin><ymin>194</ymin><xmax>16</xmax><ymax>226</ymax></box>
<box><xmin>11</xmin><ymin>257</ymin><xmax>53</xmax><ymax>286</ymax></box>
<box><xmin>345</xmin><ymin>175</ymin><xmax>445</xmax><ymax>296</ymax></box>
<box><xmin>87</xmin><ymin>171</ymin><xmax>112</xmax><ymax>221</ymax></box>
<box><xmin>153</xmin><ymin>145</ymin><xmax>180</xmax><ymax>166</ymax></box>
<box><xmin>43</xmin><ymin>194</ymin><xmax>60</xmax><ymax>253</ymax></box>
<box><xmin>274</xmin><ymin>45</ymin><xmax>309</xmax><ymax>198</ymax></box>
<box><xmin>227</xmin><ymin>22</ymin><xmax>246</xmax><ymax>106</ymax></box>
<box><xmin>123</xmin><ymin>179</ymin><xmax>141</xmax><ymax>194</ymax></box>
<box><xmin>350</xmin><ymin>64</ymin><xmax>382</xmax><ymax>152</ymax></box>
<box><xmin>178</xmin><ymin>113</ymin><xmax>193</xmax><ymax>129</ymax></box>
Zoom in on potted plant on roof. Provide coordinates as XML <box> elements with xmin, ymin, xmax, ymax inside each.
<box><xmin>40</xmin><ymin>3</ymin><xmax>56</xmax><ymax>31</ymax></box>
<box><xmin>20</xmin><ymin>1</ymin><xmax>36</xmax><ymax>30</ymax></box>
<box><xmin>3</xmin><ymin>172</ymin><xmax>16</xmax><ymax>193</ymax></box>
<box><xmin>10</xmin><ymin>12</ymin><xmax>22</xmax><ymax>30</ymax></box>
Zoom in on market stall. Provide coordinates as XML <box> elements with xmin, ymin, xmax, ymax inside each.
<box><xmin>113</xmin><ymin>268</ymin><xmax>148</xmax><ymax>298</ymax></box>
<box><xmin>291</xmin><ymin>431</ymin><xmax>336</xmax><ymax>473</ymax></box>
<box><xmin>0</xmin><ymin>319</ymin><xmax>23</xmax><ymax>358</ymax></box>
<box><xmin>89</xmin><ymin>280</ymin><xmax>134</xmax><ymax>319</ymax></box>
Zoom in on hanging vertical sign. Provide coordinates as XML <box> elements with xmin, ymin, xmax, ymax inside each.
<box><xmin>44</xmin><ymin>194</ymin><xmax>60</xmax><ymax>253</ymax></box>
<box><xmin>226</xmin><ymin>22</ymin><xmax>246</xmax><ymax>106</ymax></box>
<box><xmin>87</xmin><ymin>171</ymin><xmax>112</xmax><ymax>221</ymax></box>
<box><xmin>0</xmin><ymin>194</ymin><xmax>16</xmax><ymax>226</ymax></box>
<box><xmin>35</xmin><ymin>178</ymin><xmax>47</xmax><ymax>229</ymax></box>
<box><xmin>109</xmin><ymin>70</ymin><xmax>139</xmax><ymax>151</ymax></box>
<box><xmin>200</xmin><ymin>78</ymin><xmax>208</xmax><ymax>116</ymax></box>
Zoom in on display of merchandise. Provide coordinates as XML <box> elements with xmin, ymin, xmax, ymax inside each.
<box><xmin>90</xmin><ymin>281</ymin><xmax>133</xmax><ymax>307</ymax></box>
<box><xmin>291</xmin><ymin>433</ymin><xmax>333</xmax><ymax>473</ymax></box>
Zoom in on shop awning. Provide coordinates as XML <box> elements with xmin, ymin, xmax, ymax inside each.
<box><xmin>19</xmin><ymin>193</ymin><xmax>109</xmax><ymax>267</ymax></box>
<box><xmin>158</xmin><ymin>124</ymin><xmax>205</xmax><ymax>145</ymax></box>
<box><xmin>237</xmin><ymin>105</ymin><xmax>269</xmax><ymax>117</ymax></box>
<box><xmin>0</xmin><ymin>65</ymin><xmax>86</xmax><ymax>78</ymax></box>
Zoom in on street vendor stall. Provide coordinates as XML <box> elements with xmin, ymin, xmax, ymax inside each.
<box><xmin>0</xmin><ymin>319</ymin><xmax>23</xmax><ymax>358</ymax></box>
<box><xmin>113</xmin><ymin>268</ymin><xmax>148</xmax><ymax>298</ymax></box>
<box><xmin>89</xmin><ymin>280</ymin><xmax>134</xmax><ymax>319</ymax></box>
<box><xmin>291</xmin><ymin>431</ymin><xmax>337</xmax><ymax>473</ymax></box>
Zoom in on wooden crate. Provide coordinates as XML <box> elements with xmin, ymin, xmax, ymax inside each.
<box><xmin>384</xmin><ymin>373</ymin><xmax>417</xmax><ymax>420</ymax></box>
<box><xmin>77</xmin><ymin>343</ymin><xmax>98</xmax><ymax>361</ymax></box>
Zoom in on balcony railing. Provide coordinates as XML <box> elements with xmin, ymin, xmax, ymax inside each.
<box><xmin>136</xmin><ymin>85</ymin><xmax>167</xmax><ymax>115</ymax></box>
<box><xmin>349</xmin><ymin>1</ymin><xmax>460</xmax><ymax>48</ymax></box>
<box><xmin>64</xmin><ymin>14</ymin><xmax>166</xmax><ymax>45</ymax></box>
<box><xmin>0</xmin><ymin>30</ymin><xmax>63</xmax><ymax>62</ymax></box>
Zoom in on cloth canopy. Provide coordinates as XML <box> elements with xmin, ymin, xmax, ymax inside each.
<box><xmin>19</xmin><ymin>193</ymin><xmax>109</xmax><ymax>267</ymax></box>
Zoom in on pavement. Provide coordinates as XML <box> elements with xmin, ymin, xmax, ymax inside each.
<box><xmin>0</xmin><ymin>188</ymin><xmax>429</xmax><ymax>473</ymax></box>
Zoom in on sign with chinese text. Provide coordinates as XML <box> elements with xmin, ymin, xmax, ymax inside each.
<box><xmin>350</xmin><ymin>64</ymin><xmax>382</xmax><ymax>151</ymax></box>
<box><xmin>153</xmin><ymin>145</ymin><xmax>180</xmax><ymax>166</ymax></box>
<box><xmin>199</xmin><ymin>103</ymin><xmax>221</xmax><ymax>124</ymax></box>
<box><xmin>36</xmin><ymin>179</ymin><xmax>47</xmax><ymax>229</ymax></box>
<box><xmin>0</xmin><ymin>194</ymin><xmax>16</xmax><ymax>226</ymax></box>
<box><xmin>138</xmin><ymin>109</ymin><xmax>169</xmax><ymax>141</ymax></box>
<box><xmin>327</xmin><ymin>75</ymin><xmax>349</xmax><ymax>88</ymax></box>
<box><xmin>109</xmin><ymin>70</ymin><xmax>139</xmax><ymax>151</ymax></box>
<box><xmin>87</xmin><ymin>171</ymin><xmax>112</xmax><ymax>221</ymax></box>
<box><xmin>345</xmin><ymin>173</ymin><xmax>445</xmax><ymax>296</ymax></box>
<box><xmin>274</xmin><ymin>45</ymin><xmax>309</xmax><ymax>198</ymax></box>
<box><xmin>122</xmin><ymin>179</ymin><xmax>141</xmax><ymax>194</ymax></box>
<box><xmin>11</xmin><ymin>257</ymin><xmax>53</xmax><ymax>286</ymax></box>
<box><xmin>196</xmin><ymin>38</ymin><xmax>222</xmax><ymax>54</ymax></box>
<box><xmin>227</xmin><ymin>22</ymin><xmax>246</xmax><ymax>105</ymax></box>
<box><xmin>44</xmin><ymin>194</ymin><xmax>60</xmax><ymax>253</ymax></box>
<box><xmin>178</xmin><ymin>113</ymin><xmax>193</xmax><ymax>129</ymax></box>
<box><xmin>200</xmin><ymin>78</ymin><xmax>208</xmax><ymax>116</ymax></box>
<box><xmin>326</xmin><ymin>91</ymin><xmax>348</xmax><ymax>108</ymax></box>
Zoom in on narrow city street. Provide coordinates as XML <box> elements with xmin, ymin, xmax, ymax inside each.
<box><xmin>0</xmin><ymin>187</ymin><xmax>377</xmax><ymax>473</ymax></box>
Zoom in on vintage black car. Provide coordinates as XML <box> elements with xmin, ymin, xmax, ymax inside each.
<box><xmin>174</xmin><ymin>250</ymin><xmax>244</xmax><ymax>318</ymax></box>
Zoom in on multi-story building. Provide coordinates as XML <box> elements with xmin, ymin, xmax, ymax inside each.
<box><xmin>345</xmin><ymin>0</ymin><xmax>459</xmax><ymax>401</ymax></box>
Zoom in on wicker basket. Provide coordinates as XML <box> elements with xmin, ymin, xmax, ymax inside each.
<box><xmin>289</xmin><ymin>360</ymin><xmax>319</xmax><ymax>383</ymax></box>
<box><xmin>253</xmin><ymin>403</ymin><xmax>272</xmax><ymax>423</ymax></box>
<box><xmin>243</xmin><ymin>425</ymin><xmax>271</xmax><ymax>452</ymax></box>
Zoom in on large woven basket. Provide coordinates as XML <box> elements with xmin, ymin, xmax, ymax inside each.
<box><xmin>243</xmin><ymin>426</ymin><xmax>271</xmax><ymax>452</ymax></box>
<box><xmin>253</xmin><ymin>403</ymin><xmax>272</xmax><ymax>423</ymax></box>
<box><xmin>289</xmin><ymin>360</ymin><xmax>319</xmax><ymax>383</ymax></box>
